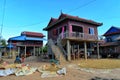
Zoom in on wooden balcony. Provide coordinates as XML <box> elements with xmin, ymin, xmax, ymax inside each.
<box><xmin>59</xmin><ymin>32</ymin><xmax>103</xmax><ymax>42</ymax></box>
<box><xmin>16</xmin><ymin>42</ymin><xmax>42</xmax><ymax>46</ymax></box>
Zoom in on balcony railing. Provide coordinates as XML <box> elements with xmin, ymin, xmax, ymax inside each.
<box><xmin>59</xmin><ymin>32</ymin><xmax>103</xmax><ymax>41</ymax></box>
<box><xmin>16</xmin><ymin>42</ymin><xmax>42</xmax><ymax>46</ymax></box>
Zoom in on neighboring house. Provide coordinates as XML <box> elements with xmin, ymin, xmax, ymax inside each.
<box><xmin>7</xmin><ymin>31</ymin><xmax>46</xmax><ymax>58</ymax></box>
<box><xmin>43</xmin><ymin>13</ymin><xmax>103</xmax><ymax>61</ymax></box>
<box><xmin>100</xmin><ymin>26</ymin><xmax>120</xmax><ymax>58</ymax></box>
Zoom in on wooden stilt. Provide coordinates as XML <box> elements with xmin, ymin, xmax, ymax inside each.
<box><xmin>67</xmin><ymin>40</ymin><xmax>71</xmax><ymax>61</ymax></box>
<box><xmin>84</xmin><ymin>42</ymin><xmax>87</xmax><ymax>60</ymax></box>
<box><xmin>77</xmin><ymin>44</ymin><xmax>79</xmax><ymax>59</ymax></box>
<box><xmin>97</xmin><ymin>42</ymin><xmax>100</xmax><ymax>59</ymax></box>
<box><xmin>25</xmin><ymin>46</ymin><xmax>26</xmax><ymax>58</ymax></box>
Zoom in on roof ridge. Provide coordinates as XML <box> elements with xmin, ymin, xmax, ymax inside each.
<box><xmin>59</xmin><ymin>13</ymin><xmax>100</xmax><ymax>23</ymax></box>
<box><xmin>111</xmin><ymin>26</ymin><xmax>120</xmax><ymax>30</ymax></box>
<box><xmin>43</xmin><ymin>13</ymin><xmax>103</xmax><ymax>30</ymax></box>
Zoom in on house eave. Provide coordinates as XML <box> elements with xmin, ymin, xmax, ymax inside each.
<box><xmin>43</xmin><ymin>17</ymin><xmax>102</xmax><ymax>31</ymax></box>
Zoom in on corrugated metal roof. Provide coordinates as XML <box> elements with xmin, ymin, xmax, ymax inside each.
<box><xmin>8</xmin><ymin>35</ymin><xmax>47</xmax><ymax>41</ymax></box>
<box><xmin>9</xmin><ymin>36</ymin><xmax>26</xmax><ymax>41</ymax></box>
<box><xmin>103</xmin><ymin>26</ymin><xmax>120</xmax><ymax>36</ymax></box>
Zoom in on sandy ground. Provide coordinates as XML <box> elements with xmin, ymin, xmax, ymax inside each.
<box><xmin>1</xmin><ymin>58</ymin><xmax>120</xmax><ymax>80</ymax></box>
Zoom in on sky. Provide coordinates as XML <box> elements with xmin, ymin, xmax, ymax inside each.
<box><xmin>0</xmin><ymin>0</ymin><xmax>120</xmax><ymax>44</ymax></box>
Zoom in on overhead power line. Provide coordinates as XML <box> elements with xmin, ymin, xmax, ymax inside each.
<box><xmin>67</xmin><ymin>0</ymin><xmax>97</xmax><ymax>13</ymax></box>
<box><xmin>0</xmin><ymin>0</ymin><xmax>97</xmax><ymax>29</ymax></box>
<box><xmin>19</xmin><ymin>20</ymin><xmax>48</xmax><ymax>27</ymax></box>
<box><xmin>1</xmin><ymin>0</ymin><xmax>6</xmax><ymax>36</ymax></box>
<box><xmin>2</xmin><ymin>18</ymin><xmax>48</xmax><ymax>28</ymax></box>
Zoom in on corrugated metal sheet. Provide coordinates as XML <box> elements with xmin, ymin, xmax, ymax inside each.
<box><xmin>9</xmin><ymin>36</ymin><xmax>26</xmax><ymax>41</ymax></box>
<box><xmin>8</xmin><ymin>35</ymin><xmax>47</xmax><ymax>41</ymax></box>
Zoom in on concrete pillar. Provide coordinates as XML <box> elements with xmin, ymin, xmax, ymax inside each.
<box><xmin>97</xmin><ymin>42</ymin><xmax>100</xmax><ymax>59</ymax></box>
<box><xmin>84</xmin><ymin>42</ymin><xmax>87</xmax><ymax>60</ymax></box>
<box><xmin>67</xmin><ymin>40</ymin><xmax>71</xmax><ymax>61</ymax></box>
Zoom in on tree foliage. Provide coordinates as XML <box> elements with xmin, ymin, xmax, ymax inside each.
<box><xmin>0</xmin><ymin>39</ymin><xmax>7</xmax><ymax>47</ymax></box>
<box><xmin>40</xmin><ymin>46</ymin><xmax>48</xmax><ymax>53</ymax></box>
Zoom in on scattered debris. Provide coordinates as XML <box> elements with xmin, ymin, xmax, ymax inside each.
<box><xmin>0</xmin><ymin>68</ymin><xmax>15</xmax><ymax>76</ymax></box>
<box><xmin>57</xmin><ymin>67</ymin><xmax>66</xmax><ymax>75</ymax></box>
<box><xmin>15</xmin><ymin>66</ymin><xmax>37</xmax><ymax>76</ymax></box>
<box><xmin>0</xmin><ymin>63</ymin><xmax>37</xmax><ymax>77</ymax></box>
<box><xmin>38</xmin><ymin>63</ymin><xmax>66</xmax><ymax>78</ymax></box>
<box><xmin>40</xmin><ymin>71</ymin><xmax>58</xmax><ymax>78</ymax></box>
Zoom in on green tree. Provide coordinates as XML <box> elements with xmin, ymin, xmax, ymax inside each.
<box><xmin>40</xmin><ymin>46</ymin><xmax>48</xmax><ymax>54</ymax></box>
<box><xmin>43</xmin><ymin>46</ymin><xmax>48</xmax><ymax>53</ymax></box>
<box><xmin>0</xmin><ymin>39</ymin><xmax>7</xmax><ymax>47</ymax></box>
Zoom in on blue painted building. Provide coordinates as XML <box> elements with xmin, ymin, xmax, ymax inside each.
<box><xmin>8</xmin><ymin>31</ymin><xmax>46</xmax><ymax>58</ymax></box>
<box><xmin>100</xmin><ymin>26</ymin><xmax>120</xmax><ymax>58</ymax></box>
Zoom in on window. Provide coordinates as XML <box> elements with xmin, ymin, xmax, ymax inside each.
<box><xmin>89</xmin><ymin>27</ymin><xmax>94</xmax><ymax>35</ymax></box>
<box><xmin>53</xmin><ymin>29</ymin><xmax>57</xmax><ymax>35</ymax></box>
<box><xmin>72</xmin><ymin>25</ymin><xmax>83</xmax><ymax>33</ymax></box>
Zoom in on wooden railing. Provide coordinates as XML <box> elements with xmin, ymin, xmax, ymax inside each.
<box><xmin>16</xmin><ymin>42</ymin><xmax>42</xmax><ymax>46</ymax></box>
<box><xmin>59</xmin><ymin>32</ymin><xmax>103</xmax><ymax>41</ymax></box>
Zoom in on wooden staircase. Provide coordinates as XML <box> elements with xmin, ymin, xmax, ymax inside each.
<box><xmin>48</xmin><ymin>39</ymin><xmax>66</xmax><ymax>64</ymax></box>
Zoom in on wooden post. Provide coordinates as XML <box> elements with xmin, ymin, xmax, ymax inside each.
<box><xmin>39</xmin><ymin>47</ymin><xmax>40</xmax><ymax>56</ymax></box>
<box><xmin>25</xmin><ymin>46</ymin><xmax>26</xmax><ymax>57</ymax></box>
<box><xmin>71</xmin><ymin>44</ymin><xmax>75</xmax><ymax>60</ymax></box>
<box><xmin>67</xmin><ymin>40</ymin><xmax>71</xmax><ymax>61</ymax></box>
<box><xmin>78</xmin><ymin>44</ymin><xmax>79</xmax><ymax>59</ymax></box>
<box><xmin>84</xmin><ymin>42</ymin><xmax>87</xmax><ymax>60</ymax></box>
<box><xmin>18</xmin><ymin>47</ymin><xmax>20</xmax><ymax>56</ymax></box>
<box><xmin>34</xmin><ymin>46</ymin><xmax>35</xmax><ymax>56</ymax></box>
<box><xmin>97</xmin><ymin>42</ymin><xmax>100</xmax><ymax>59</ymax></box>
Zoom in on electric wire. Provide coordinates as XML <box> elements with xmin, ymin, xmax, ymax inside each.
<box><xmin>1</xmin><ymin>0</ymin><xmax>6</xmax><ymax>37</ymax></box>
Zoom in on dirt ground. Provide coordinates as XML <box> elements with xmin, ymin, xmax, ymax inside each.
<box><xmin>1</xmin><ymin>58</ymin><xmax>120</xmax><ymax>80</ymax></box>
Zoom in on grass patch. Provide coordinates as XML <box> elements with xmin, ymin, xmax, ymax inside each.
<box><xmin>76</xmin><ymin>59</ymin><xmax>120</xmax><ymax>69</ymax></box>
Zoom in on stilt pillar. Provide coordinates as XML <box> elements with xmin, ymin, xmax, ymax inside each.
<box><xmin>84</xmin><ymin>42</ymin><xmax>87</xmax><ymax>60</ymax></box>
<box><xmin>67</xmin><ymin>40</ymin><xmax>71</xmax><ymax>61</ymax></box>
<box><xmin>97</xmin><ymin>42</ymin><xmax>100</xmax><ymax>59</ymax></box>
<box><xmin>25</xmin><ymin>46</ymin><xmax>26</xmax><ymax>57</ymax></box>
<box><xmin>34</xmin><ymin>46</ymin><xmax>35</xmax><ymax>56</ymax></box>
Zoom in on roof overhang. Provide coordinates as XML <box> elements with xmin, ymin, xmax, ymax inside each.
<box><xmin>43</xmin><ymin>17</ymin><xmax>103</xmax><ymax>31</ymax></box>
